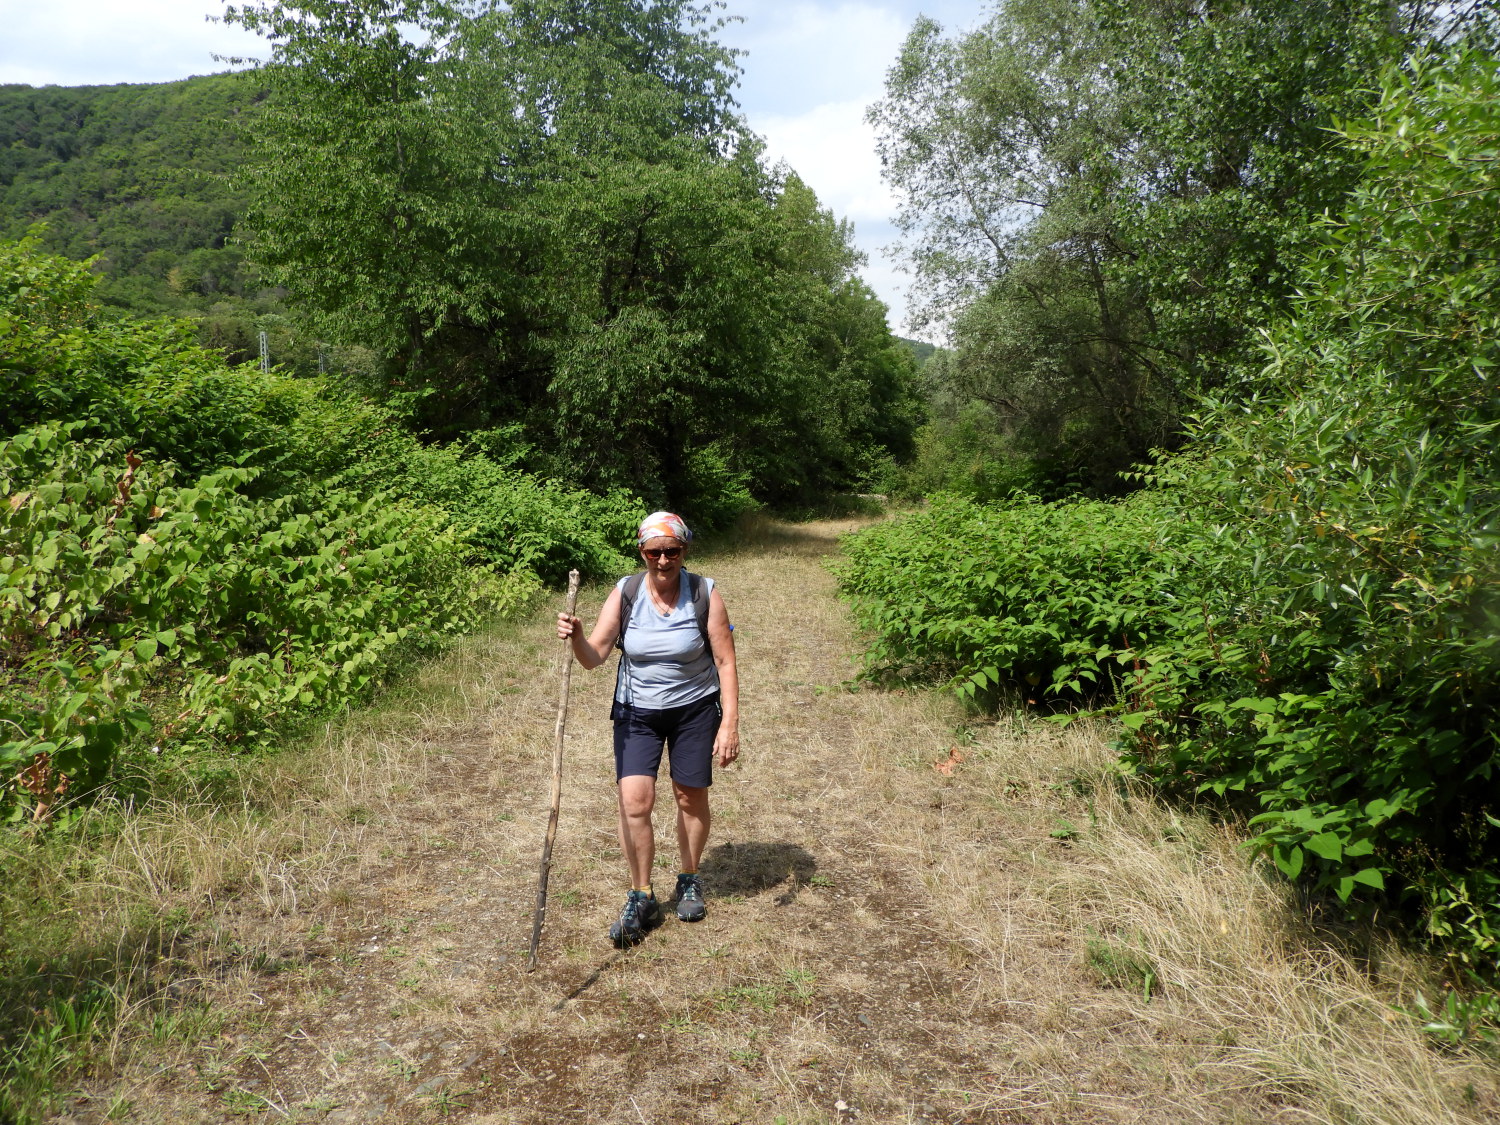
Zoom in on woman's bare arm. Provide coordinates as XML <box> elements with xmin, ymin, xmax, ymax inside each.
<box><xmin>707</xmin><ymin>588</ymin><xmax>739</xmax><ymax>766</ymax></box>
<box><xmin>557</xmin><ymin>587</ymin><xmax>623</xmax><ymax>670</ymax></box>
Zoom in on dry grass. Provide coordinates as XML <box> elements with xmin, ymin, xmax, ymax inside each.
<box><xmin>10</xmin><ymin>515</ymin><xmax>1497</xmax><ymax>1125</ymax></box>
<box><xmin>900</xmin><ymin>718</ymin><xmax>1500</xmax><ymax>1124</ymax></box>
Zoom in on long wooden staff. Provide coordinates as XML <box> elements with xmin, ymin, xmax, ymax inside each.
<box><xmin>527</xmin><ymin>569</ymin><xmax>581</xmax><ymax>971</ymax></box>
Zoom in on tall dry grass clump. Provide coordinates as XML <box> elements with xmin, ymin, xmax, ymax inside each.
<box><xmin>903</xmin><ymin>715</ymin><xmax>1499</xmax><ymax>1124</ymax></box>
<box><xmin>0</xmin><ymin>626</ymin><xmax>519</xmax><ymax>1123</ymax></box>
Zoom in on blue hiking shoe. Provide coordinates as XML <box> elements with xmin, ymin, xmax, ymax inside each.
<box><xmin>674</xmin><ymin>873</ymin><xmax>706</xmax><ymax>923</ymax></box>
<box><xmin>609</xmin><ymin>890</ymin><xmax>662</xmax><ymax>948</ymax></box>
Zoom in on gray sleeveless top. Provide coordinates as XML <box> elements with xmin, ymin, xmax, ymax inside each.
<box><xmin>614</xmin><ymin>572</ymin><xmax>719</xmax><ymax>710</ymax></box>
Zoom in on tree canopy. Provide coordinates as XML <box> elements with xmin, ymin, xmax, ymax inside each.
<box><xmin>223</xmin><ymin>0</ymin><xmax>920</xmax><ymax>511</ymax></box>
<box><xmin>871</xmin><ymin>0</ymin><xmax>1479</xmax><ymax>493</ymax></box>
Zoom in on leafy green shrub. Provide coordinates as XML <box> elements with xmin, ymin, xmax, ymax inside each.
<box><xmin>0</xmin><ymin>424</ymin><xmax>505</xmax><ymax>821</ymax></box>
<box><xmin>838</xmin><ymin>490</ymin><xmax>1205</xmax><ymax>703</ymax></box>
<box><xmin>1120</xmin><ymin>48</ymin><xmax>1500</xmax><ymax>967</ymax></box>
<box><xmin>0</xmin><ymin>235</ymin><xmax>651</xmax><ymax>821</ymax></box>
<box><xmin>0</xmin><ymin>231</ymin><xmax>392</xmax><ymax>488</ymax></box>
<box><xmin>1</xmin><ymin>234</ymin><xmax>644</xmax><ymax>582</ymax></box>
<box><xmin>0</xmin><ymin>231</ymin><xmax>127</xmax><ymax>433</ymax></box>
<box><xmin>335</xmin><ymin>437</ymin><xmax>643</xmax><ymax>585</ymax></box>
<box><xmin>846</xmin><ymin>50</ymin><xmax>1500</xmax><ymax>970</ymax></box>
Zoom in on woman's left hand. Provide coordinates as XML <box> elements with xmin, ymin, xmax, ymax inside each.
<box><xmin>715</xmin><ymin>726</ymin><xmax>740</xmax><ymax>767</ymax></box>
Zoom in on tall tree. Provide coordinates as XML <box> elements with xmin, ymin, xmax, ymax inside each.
<box><xmin>225</xmin><ymin>0</ymin><xmax>919</xmax><ymax>512</ymax></box>
<box><xmin>870</xmin><ymin>0</ymin><xmax>1454</xmax><ymax>492</ymax></box>
<box><xmin>222</xmin><ymin>0</ymin><xmax>749</xmax><ymax>441</ymax></box>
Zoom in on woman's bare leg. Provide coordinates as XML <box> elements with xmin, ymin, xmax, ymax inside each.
<box><xmin>617</xmin><ymin>775</ymin><xmax>657</xmax><ymax>888</ymax></box>
<box><xmin>673</xmin><ymin>782</ymin><xmax>710</xmax><ymax>872</ymax></box>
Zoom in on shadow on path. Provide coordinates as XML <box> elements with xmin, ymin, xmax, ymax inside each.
<box><xmin>550</xmin><ymin>841</ymin><xmax>817</xmax><ymax>1008</ymax></box>
<box><xmin>701</xmin><ymin>840</ymin><xmax>817</xmax><ymax>905</ymax></box>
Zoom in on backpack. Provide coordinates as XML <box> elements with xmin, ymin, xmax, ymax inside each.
<box><xmin>615</xmin><ymin>571</ymin><xmax>712</xmax><ymax>658</ymax></box>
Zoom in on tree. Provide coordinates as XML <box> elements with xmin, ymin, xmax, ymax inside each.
<box><xmin>869</xmin><ymin>0</ymin><xmax>1164</xmax><ymax>490</ymax></box>
<box><xmin>1132</xmin><ymin>45</ymin><xmax>1500</xmax><ymax>959</ymax></box>
<box><xmin>225</xmin><ymin>0</ymin><xmax>920</xmax><ymax>514</ymax></box>
<box><xmin>869</xmin><ymin>0</ymin><xmax>1454</xmax><ymax>493</ymax></box>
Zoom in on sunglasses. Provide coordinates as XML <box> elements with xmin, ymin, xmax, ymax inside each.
<box><xmin>642</xmin><ymin>546</ymin><xmax>683</xmax><ymax>560</ymax></box>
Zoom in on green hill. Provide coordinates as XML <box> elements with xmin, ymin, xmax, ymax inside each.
<box><xmin>0</xmin><ymin>71</ymin><xmax>298</xmax><ymax>364</ymax></box>
<box><xmin>898</xmin><ymin>336</ymin><xmax>938</xmax><ymax>367</ymax></box>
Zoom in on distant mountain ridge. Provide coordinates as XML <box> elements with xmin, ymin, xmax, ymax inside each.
<box><xmin>0</xmin><ymin>72</ymin><xmax>275</xmax><ymax>337</ymax></box>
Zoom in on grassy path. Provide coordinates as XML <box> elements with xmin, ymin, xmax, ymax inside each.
<box><xmin>66</xmin><ymin>521</ymin><xmax>1500</xmax><ymax>1124</ymax></box>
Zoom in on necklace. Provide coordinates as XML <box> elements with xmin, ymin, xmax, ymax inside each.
<box><xmin>646</xmin><ymin>576</ymin><xmax>679</xmax><ymax>615</ymax></box>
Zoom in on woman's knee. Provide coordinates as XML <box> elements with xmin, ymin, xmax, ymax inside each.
<box><xmin>672</xmin><ymin>783</ymin><xmax>709</xmax><ymax>812</ymax></box>
<box><xmin>618</xmin><ymin>775</ymin><xmax>656</xmax><ymax>818</ymax></box>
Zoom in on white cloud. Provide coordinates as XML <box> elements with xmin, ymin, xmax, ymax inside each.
<box><xmin>752</xmin><ymin>99</ymin><xmax>923</xmax><ymax>339</ymax></box>
<box><xmin>0</xmin><ymin>1</ymin><xmax>259</xmax><ymax>87</ymax></box>
<box><xmin>721</xmin><ymin>0</ymin><xmax>912</xmax><ymax>115</ymax></box>
<box><xmin>757</xmin><ymin>100</ymin><xmax>895</xmax><ymax>225</ymax></box>
<box><xmin>721</xmin><ymin>2</ymin><xmax>931</xmax><ymax>338</ymax></box>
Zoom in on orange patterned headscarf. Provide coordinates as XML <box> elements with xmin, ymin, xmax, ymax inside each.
<box><xmin>637</xmin><ymin>511</ymin><xmax>692</xmax><ymax>546</ymax></box>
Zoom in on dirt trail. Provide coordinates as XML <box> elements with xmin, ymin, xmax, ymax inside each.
<box><xmin>71</xmin><ymin>520</ymin><xmax>1490</xmax><ymax>1125</ymax></box>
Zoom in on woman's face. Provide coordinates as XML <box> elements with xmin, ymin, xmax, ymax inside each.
<box><xmin>640</xmin><ymin>536</ymin><xmax>686</xmax><ymax>576</ymax></box>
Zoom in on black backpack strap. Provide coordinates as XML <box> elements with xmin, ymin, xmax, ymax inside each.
<box><xmin>614</xmin><ymin>572</ymin><xmax>647</xmax><ymax>652</ymax></box>
<box><xmin>612</xmin><ymin>572</ymin><xmax>644</xmax><ymax>711</ymax></box>
<box><xmin>688</xmin><ymin>573</ymin><xmax>712</xmax><ymax>658</ymax></box>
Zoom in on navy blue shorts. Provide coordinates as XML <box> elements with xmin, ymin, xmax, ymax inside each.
<box><xmin>612</xmin><ymin>692</ymin><xmax>721</xmax><ymax>788</ymax></box>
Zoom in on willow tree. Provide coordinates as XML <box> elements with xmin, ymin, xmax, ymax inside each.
<box><xmin>870</xmin><ymin>0</ymin><xmax>1454</xmax><ymax>493</ymax></box>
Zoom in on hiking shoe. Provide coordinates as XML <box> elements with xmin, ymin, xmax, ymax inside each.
<box><xmin>674</xmin><ymin>873</ymin><xmax>706</xmax><ymax>923</ymax></box>
<box><xmin>609</xmin><ymin>890</ymin><xmax>662</xmax><ymax>948</ymax></box>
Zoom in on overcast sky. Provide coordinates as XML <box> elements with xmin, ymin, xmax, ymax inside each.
<box><xmin>0</xmin><ymin>0</ymin><xmax>988</xmax><ymax>339</ymax></box>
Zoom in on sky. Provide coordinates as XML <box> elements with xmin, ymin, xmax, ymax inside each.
<box><xmin>0</xmin><ymin>0</ymin><xmax>989</xmax><ymax>339</ymax></box>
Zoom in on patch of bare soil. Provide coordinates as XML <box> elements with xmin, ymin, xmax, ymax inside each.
<box><xmin>58</xmin><ymin>520</ymin><xmax>1500</xmax><ymax>1125</ymax></box>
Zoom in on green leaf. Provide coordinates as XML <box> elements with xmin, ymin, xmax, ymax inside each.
<box><xmin>1273</xmin><ymin>845</ymin><xmax>1305</xmax><ymax>880</ymax></box>
<box><xmin>1304</xmin><ymin>833</ymin><xmax>1343</xmax><ymax>862</ymax></box>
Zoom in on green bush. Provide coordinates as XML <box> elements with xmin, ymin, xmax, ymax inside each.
<box><xmin>0</xmin><ymin>231</ymin><xmax>389</xmax><ymax>487</ymax></box>
<box><xmin>838</xmin><ymin>490</ymin><xmax>1205</xmax><ymax>703</ymax></box>
<box><xmin>842</xmin><ymin>49</ymin><xmax>1500</xmax><ymax>970</ymax></box>
<box><xmin>0</xmin><ymin>237</ymin><xmax>645</xmax><ymax>821</ymax></box>
<box><xmin>894</xmin><ymin>409</ymin><xmax>1042</xmax><ymax>504</ymax></box>
<box><xmin>1121</xmin><ymin>48</ymin><xmax>1500</xmax><ymax>968</ymax></box>
<box><xmin>0</xmin><ymin>424</ymin><xmax>511</xmax><ymax>821</ymax></box>
<box><xmin>335</xmin><ymin>436</ymin><xmax>643</xmax><ymax>586</ymax></box>
<box><xmin>1</xmin><ymin>234</ymin><xmax>644</xmax><ymax>582</ymax></box>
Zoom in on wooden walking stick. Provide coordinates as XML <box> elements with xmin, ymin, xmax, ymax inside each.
<box><xmin>528</xmin><ymin>569</ymin><xmax>581</xmax><ymax>971</ymax></box>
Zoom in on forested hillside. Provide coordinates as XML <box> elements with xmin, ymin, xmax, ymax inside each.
<box><xmin>0</xmin><ymin>74</ymin><xmax>308</xmax><ymax>364</ymax></box>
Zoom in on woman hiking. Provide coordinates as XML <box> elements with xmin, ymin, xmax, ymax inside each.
<box><xmin>556</xmin><ymin>512</ymin><xmax>740</xmax><ymax>947</ymax></box>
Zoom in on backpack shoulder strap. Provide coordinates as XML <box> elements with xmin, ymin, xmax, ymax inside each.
<box><xmin>688</xmin><ymin>573</ymin><xmax>712</xmax><ymax>655</ymax></box>
<box><xmin>614</xmin><ymin>572</ymin><xmax>647</xmax><ymax>651</ymax></box>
